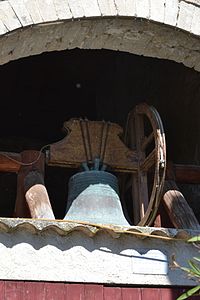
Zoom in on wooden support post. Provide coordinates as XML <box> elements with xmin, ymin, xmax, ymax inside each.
<box><xmin>153</xmin><ymin>209</ymin><xmax>162</xmax><ymax>228</ymax></box>
<box><xmin>162</xmin><ymin>180</ymin><xmax>200</xmax><ymax>230</ymax></box>
<box><xmin>14</xmin><ymin>150</ymin><xmax>51</xmax><ymax>218</ymax></box>
<box><xmin>154</xmin><ymin>203</ymin><xmax>174</xmax><ymax>228</ymax></box>
<box><xmin>25</xmin><ymin>171</ymin><xmax>55</xmax><ymax>219</ymax></box>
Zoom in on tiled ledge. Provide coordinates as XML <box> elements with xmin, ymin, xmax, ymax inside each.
<box><xmin>0</xmin><ymin>217</ymin><xmax>198</xmax><ymax>239</ymax></box>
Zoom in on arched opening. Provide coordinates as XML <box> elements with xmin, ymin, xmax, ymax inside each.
<box><xmin>0</xmin><ymin>48</ymin><xmax>200</xmax><ymax>222</ymax></box>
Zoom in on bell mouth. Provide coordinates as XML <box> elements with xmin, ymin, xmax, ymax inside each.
<box><xmin>67</xmin><ymin>170</ymin><xmax>119</xmax><ymax>206</ymax></box>
<box><xmin>65</xmin><ymin>170</ymin><xmax>130</xmax><ymax>226</ymax></box>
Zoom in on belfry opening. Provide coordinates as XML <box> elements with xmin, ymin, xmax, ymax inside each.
<box><xmin>0</xmin><ymin>48</ymin><xmax>200</xmax><ymax>224</ymax></box>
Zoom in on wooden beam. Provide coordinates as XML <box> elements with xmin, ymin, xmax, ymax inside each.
<box><xmin>140</xmin><ymin>149</ymin><xmax>156</xmax><ymax>172</ymax></box>
<box><xmin>162</xmin><ymin>180</ymin><xmax>200</xmax><ymax>230</ymax></box>
<box><xmin>173</xmin><ymin>164</ymin><xmax>200</xmax><ymax>184</ymax></box>
<box><xmin>141</xmin><ymin>132</ymin><xmax>154</xmax><ymax>151</ymax></box>
<box><xmin>0</xmin><ymin>152</ymin><xmax>21</xmax><ymax>172</ymax></box>
<box><xmin>166</xmin><ymin>161</ymin><xmax>200</xmax><ymax>184</ymax></box>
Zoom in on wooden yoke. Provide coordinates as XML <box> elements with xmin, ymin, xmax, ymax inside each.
<box><xmin>48</xmin><ymin>119</ymin><xmax>138</xmax><ymax>172</ymax></box>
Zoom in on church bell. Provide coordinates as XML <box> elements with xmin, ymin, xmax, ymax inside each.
<box><xmin>64</xmin><ymin>161</ymin><xmax>130</xmax><ymax>226</ymax></box>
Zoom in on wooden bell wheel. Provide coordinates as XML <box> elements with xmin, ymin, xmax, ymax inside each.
<box><xmin>123</xmin><ymin>103</ymin><xmax>166</xmax><ymax>226</ymax></box>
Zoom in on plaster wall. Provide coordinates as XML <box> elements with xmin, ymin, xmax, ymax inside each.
<box><xmin>0</xmin><ymin>224</ymin><xmax>199</xmax><ymax>286</ymax></box>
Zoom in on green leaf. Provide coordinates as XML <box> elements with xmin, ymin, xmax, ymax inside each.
<box><xmin>194</xmin><ymin>257</ymin><xmax>200</xmax><ymax>262</ymax></box>
<box><xmin>181</xmin><ymin>267</ymin><xmax>195</xmax><ymax>274</ymax></box>
<box><xmin>177</xmin><ymin>286</ymin><xmax>200</xmax><ymax>300</ymax></box>
<box><xmin>188</xmin><ymin>236</ymin><xmax>200</xmax><ymax>243</ymax></box>
<box><xmin>179</xmin><ymin>265</ymin><xmax>200</xmax><ymax>280</ymax></box>
<box><xmin>188</xmin><ymin>260</ymin><xmax>200</xmax><ymax>276</ymax></box>
<box><xmin>177</xmin><ymin>292</ymin><xmax>189</xmax><ymax>300</ymax></box>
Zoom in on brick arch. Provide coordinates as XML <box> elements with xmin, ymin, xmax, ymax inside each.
<box><xmin>0</xmin><ymin>0</ymin><xmax>199</xmax><ymax>70</ymax></box>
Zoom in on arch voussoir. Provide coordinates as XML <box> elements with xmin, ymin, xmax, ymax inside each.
<box><xmin>0</xmin><ymin>0</ymin><xmax>198</xmax><ymax>71</ymax></box>
<box><xmin>97</xmin><ymin>0</ymin><xmax>117</xmax><ymax>16</ymax></box>
<box><xmin>0</xmin><ymin>1</ymin><xmax>22</xmax><ymax>31</ymax></box>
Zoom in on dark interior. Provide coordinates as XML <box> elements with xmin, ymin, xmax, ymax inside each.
<box><xmin>0</xmin><ymin>48</ymin><xmax>200</xmax><ymax>221</ymax></box>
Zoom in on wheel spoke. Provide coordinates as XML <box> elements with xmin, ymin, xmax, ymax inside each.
<box><xmin>141</xmin><ymin>132</ymin><xmax>154</xmax><ymax>151</ymax></box>
<box><xmin>140</xmin><ymin>148</ymin><xmax>156</xmax><ymax>172</ymax></box>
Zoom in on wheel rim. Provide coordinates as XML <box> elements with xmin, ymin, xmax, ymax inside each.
<box><xmin>124</xmin><ymin>103</ymin><xmax>166</xmax><ymax>226</ymax></box>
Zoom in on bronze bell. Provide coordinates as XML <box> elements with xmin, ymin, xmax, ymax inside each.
<box><xmin>64</xmin><ymin>161</ymin><xmax>130</xmax><ymax>226</ymax></box>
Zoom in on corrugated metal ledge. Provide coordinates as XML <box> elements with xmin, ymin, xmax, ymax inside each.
<box><xmin>0</xmin><ymin>217</ymin><xmax>198</xmax><ymax>240</ymax></box>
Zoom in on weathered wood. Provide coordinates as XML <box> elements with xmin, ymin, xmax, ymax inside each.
<box><xmin>66</xmin><ymin>284</ymin><xmax>85</xmax><ymax>300</ymax></box>
<box><xmin>25</xmin><ymin>171</ymin><xmax>55</xmax><ymax>219</ymax></box>
<box><xmin>123</xmin><ymin>103</ymin><xmax>166</xmax><ymax>226</ymax></box>
<box><xmin>24</xmin><ymin>282</ymin><xmax>46</xmax><ymax>300</ymax></box>
<box><xmin>45</xmin><ymin>282</ymin><xmax>65</xmax><ymax>300</ymax></box>
<box><xmin>84</xmin><ymin>284</ymin><xmax>103</xmax><ymax>300</ymax></box>
<box><xmin>162</xmin><ymin>180</ymin><xmax>200</xmax><ymax>230</ymax></box>
<box><xmin>134</xmin><ymin>113</ymin><xmax>149</xmax><ymax>221</ymax></box>
<box><xmin>0</xmin><ymin>283</ymin><xmax>197</xmax><ymax>300</ymax></box>
<box><xmin>0</xmin><ymin>152</ymin><xmax>21</xmax><ymax>172</ymax></box>
<box><xmin>104</xmin><ymin>287</ymin><xmax>122</xmax><ymax>300</ymax></box>
<box><xmin>141</xmin><ymin>131</ymin><xmax>154</xmax><ymax>151</ymax></box>
<box><xmin>142</xmin><ymin>288</ymin><xmax>161</xmax><ymax>300</ymax></box>
<box><xmin>173</xmin><ymin>163</ymin><xmax>200</xmax><ymax>184</ymax></box>
<box><xmin>4</xmin><ymin>281</ymin><xmax>24</xmax><ymax>300</ymax></box>
<box><xmin>140</xmin><ymin>148</ymin><xmax>156</xmax><ymax>172</ymax></box>
<box><xmin>153</xmin><ymin>202</ymin><xmax>174</xmax><ymax>228</ymax></box>
<box><xmin>153</xmin><ymin>209</ymin><xmax>162</xmax><ymax>227</ymax></box>
<box><xmin>14</xmin><ymin>150</ymin><xmax>45</xmax><ymax>218</ymax></box>
<box><xmin>48</xmin><ymin>119</ymin><xmax>138</xmax><ymax>173</ymax></box>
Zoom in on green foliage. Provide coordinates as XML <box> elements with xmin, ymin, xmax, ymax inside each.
<box><xmin>188</xmin><ymin>236</ymin><xmax>200</xmax><ymax>243</ymax></box>
<box><xmin>175</xmin><ymin>236</ymin><xmax>200</xmax><ymax>299</ymax></box>
<box><xmin>177</xmin><ymin>286</ymin><xmax>200</xmax><ymax>300</ymax></box>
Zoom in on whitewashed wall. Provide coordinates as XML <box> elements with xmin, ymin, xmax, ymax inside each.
<box><xmin>0</xmin><ymin>218</ymin><xmax>199</xmax><ymax>286</ymax></box>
